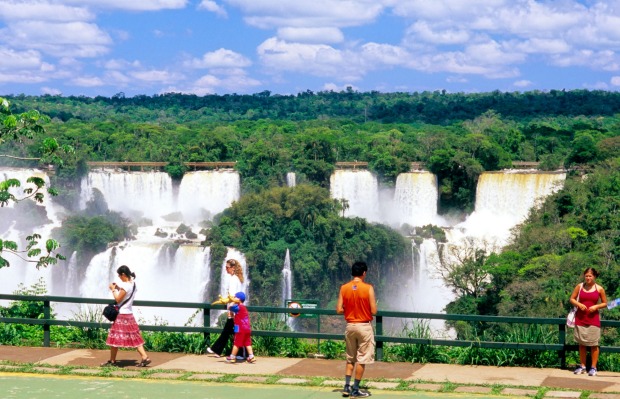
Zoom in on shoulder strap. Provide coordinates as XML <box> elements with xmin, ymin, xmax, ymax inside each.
<box><xmin>118</xmin><ymin>283</ymin><xmax>136</xmax><ymax>310</ymax></box>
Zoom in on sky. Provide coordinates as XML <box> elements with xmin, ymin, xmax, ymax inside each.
<box><xmin>1</xmin><ymin>0</ymin><xmax>620</xmax><ymax>98</ymax></box>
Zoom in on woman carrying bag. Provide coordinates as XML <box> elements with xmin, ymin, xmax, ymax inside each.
<box><xmin>101</xmin><ymin>265</ymin><xmax>151</xmax><ymax>367</ymax></box>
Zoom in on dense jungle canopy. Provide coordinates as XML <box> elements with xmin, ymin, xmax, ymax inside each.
<box><xmin>2</xmin><ymin>89</ymin><xmax>620</xmax><ymax>315</ymax></box>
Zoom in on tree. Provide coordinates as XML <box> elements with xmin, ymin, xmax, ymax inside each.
<box><xmin>0</xmin><ymin>97</ymin><xmax>67</xmax><ymax>268</ymax></box>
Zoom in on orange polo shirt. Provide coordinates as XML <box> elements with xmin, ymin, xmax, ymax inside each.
<box><xmin>340</xmin><ymin>279</ymin><xmax>374</xmax><ymax>323</ymax></box>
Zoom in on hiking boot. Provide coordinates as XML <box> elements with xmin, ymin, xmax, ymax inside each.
<box><xmin>574</xmin><ymin>365</ymin><xmax>586</xmax><ymax>374</ymax></box>
<box><xmin>351</xmin><ymin>389</ymin><xmax>370</xmax><ymax>398</ymax></box>
<box><xmin>589</xmin><ymin>367</ymin><xmax>597</xmax><ymax>376</ymax></box>
<box><xmin>341</xmin><ymin>385</ymin><xmax>351</xmax><ymax>397</ymax></box>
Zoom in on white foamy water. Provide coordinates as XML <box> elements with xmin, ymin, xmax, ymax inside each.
<box><xmin>394</xmin><ymin>172</ymin><xmax>445</xmax><ymax>227</ymax></box>
<box><xmin>80</xmin><ymin>242</ymin><xmax>211</xmax><ymax>326</ymax></box>
<box><xmin>178</xmin><ymin>170</ymin><xmax>240</xmax><ymax>222</ymax></box>
<box><xmin>80</xmin><ymin>170</ymin><xmax>175</xmax><ymax>223</ymax></box>
<box><xmin>330</xmin><ymin>170</ymin><xmax>380</xmax><ymax>222</ymax></box>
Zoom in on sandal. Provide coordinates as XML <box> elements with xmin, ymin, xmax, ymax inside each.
<box><xmin>100</xmin><ymin>360</ymin><xmax>118</xmax><ymax>367</ymax></box>
<box><xmin>136</xmin><ymin>358</ymin><xmax>151</xmax><ymax>367</ymax></box>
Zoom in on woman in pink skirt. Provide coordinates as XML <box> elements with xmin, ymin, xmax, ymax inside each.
<box><xmin>101</xmin><ymin>265</ymin><xmax>151</xmax><ymax>367</ymax></box>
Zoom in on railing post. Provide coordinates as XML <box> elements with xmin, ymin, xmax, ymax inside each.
<box><xmin>559</xmin><ymin>322</ymin><xmax>566</xmax><ymax>369</ymax></box>
<box><xmin>375</xmin><ymin>315</ymin><xmax>383</xmax><ymax>361</ymax></box>
<box><xmin>43</xmin><ymin>299</ymin><xmax>50</xmax><ymax>347</ymax></box>
<box><xmin>204</xmin><ymin>306</ymin><xmax>211</xmax><ymax>348</ymax></box>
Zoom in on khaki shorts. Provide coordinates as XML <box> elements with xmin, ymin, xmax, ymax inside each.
<box><xmin>345</xmin><ymin>322</ymin><xmax>375</xmax><ymax>365</ymax></box>
<box><xmin>574</xmin><ymin>325</ymin><xmax>601</xmax><ymax>347</ymax></box>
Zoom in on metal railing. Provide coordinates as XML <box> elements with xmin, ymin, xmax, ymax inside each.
<box><xmin>2</xmin><ymin>294</ymin><xmax>620</xmax><ymax>368</ymax></box>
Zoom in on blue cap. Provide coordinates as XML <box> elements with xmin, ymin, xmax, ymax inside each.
<box><xmin>235</xmin><ymin>292</ymin><xmax>246</xmax><ymax>302</ymax></box>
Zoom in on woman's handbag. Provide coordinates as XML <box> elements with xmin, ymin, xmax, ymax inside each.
<box><xmin>102</xmin><ymin>303</ymin><xmax>120</xmax><ymax>321</ymax></box>
<box><xmin>102</xmin><ymin>283</ymin><xmax>136</xmax><ymax>322</ymax></box>
<box><xmin>566</xmin><ymin>283</ymin><xmax>582</xmax><ymax>328</ymax></box>
<box><xmin>566</xmin><ymin>306</ymin><xmax>577</xmax><ymax>328</ymax></box>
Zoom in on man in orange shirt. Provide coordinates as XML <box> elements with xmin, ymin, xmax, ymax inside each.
<box><xmin>336</xmin><ymin>261</ymin><xmax>377</xmax><ymax>398</ymax></box>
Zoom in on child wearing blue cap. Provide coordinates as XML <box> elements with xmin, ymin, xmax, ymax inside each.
<box><xmin>226</xmin><ymin>292</ymin><xmax>256</xmax><ymax>363</ymax></box>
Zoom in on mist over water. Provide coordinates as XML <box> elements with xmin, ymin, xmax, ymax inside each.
<box><xmin>329</xmin><ymin>168</ymin><xmax>566</xmax><ymax>335</ymax></box>
<box><xmin>2</xmin><ymin>166</ymin><xmax>566</xmax><ymax>331</ymax></box>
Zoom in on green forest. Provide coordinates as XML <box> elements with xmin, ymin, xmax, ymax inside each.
<box><xmin>2</xmin><ymin>90</ymin><xmax>620</xmax><ymax>322</ymax></box>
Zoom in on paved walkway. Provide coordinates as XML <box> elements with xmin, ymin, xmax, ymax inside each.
<box><xmin>2</xmin><ymin>346</ymin><xmax>620</xmax><ymax>398</ymax></box>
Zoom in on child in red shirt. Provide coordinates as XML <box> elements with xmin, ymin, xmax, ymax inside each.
<box><xmin>225</xmin><ymin>292</ymin><xmax>256</xmax><ymax>363</ymax></box>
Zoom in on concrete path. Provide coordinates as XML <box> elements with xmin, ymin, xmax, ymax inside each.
<box><xmin>2</xmin><ymin>346</ymin><xmax>620</xmax><ymax>398</ymax></box>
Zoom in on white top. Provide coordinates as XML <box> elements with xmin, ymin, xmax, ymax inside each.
<box><xmin>226</xmin><ymin>274</ymin><xmax>243</xmax><ymax>297</ymax></box>
<box><xmin>116</xmin><ymin>281</ymin><xmax>136</xmax><ymax>314</ymax></box>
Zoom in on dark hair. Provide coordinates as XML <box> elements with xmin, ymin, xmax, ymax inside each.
<box><xmin>583</xmin><ymin>267</ymin><xmax>599</xmax><ymax>278</ymax></box>
<box><xmin>351</xmin><ymin>261</ymin><xmax>368</xmax><ymax>277</ymax></box>
<box><xmin>117</xmin><ymin>265</ymin><xmax>136</xmax><ymax>279</ymax></box>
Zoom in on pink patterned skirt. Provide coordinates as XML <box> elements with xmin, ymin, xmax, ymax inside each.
<box><xmin>106</xmin><ymin>313</ymin><xmax>145</xmax><ymax>348</ymax></box>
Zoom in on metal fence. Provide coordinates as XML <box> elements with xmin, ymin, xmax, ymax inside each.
<box><xmin>2</xmin><ymin>293</ymin><xmax>620</xmax><ymax>368</ymax></box>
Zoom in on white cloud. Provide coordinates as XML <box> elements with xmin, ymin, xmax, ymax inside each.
<box><xmin>277</xmin><ymin>27</ymin><xmax>344</xmax><ymax>44</ymax></box>
<box><xmin>198</xmin><ymin>0</ymin><xmax>227</xmax><ymax>17</ymax></box>
<box><xmin>0</xmin><ymin>47</ymin><xmax>43</xmax><ymax>70</ymax></box>
<box><xmin>611</xmin><ymin>76</ymin><xmax>620</xmax><ymax>86</ymax></box>
<box><xmin>513</xmin><ymin>79</ymin><xmax>532</xmax><ymax>88</ymax></box>
<box><xmin>63</xmin><ymin>0</ymin><xmax>189</xmax><ymax>11</ymax></box>
<box><xmin>41</xmin><ymin>86</ymin><xmax>62</xmax><ymax>95</ymax></box>
<box><xmin>406</xmin><ymin>21</ymin><xmax>470</xmax><ymax>45</ymax></box>
<box><xmin>71</xmin><ymin>76</ymin><xmax>104</xmax><ymax>87</ymax></box>
<box><xmin>224</xmin><ymin>0</ymin><xmax>385</xmax><ymax>29</ymax></box>
<box><xmin>185</xmin><ymin>48</ymin><xmax>252</xmax><ymax>69</ymax></box>
<box><xmin>322</xmin><ymin>82</ymin><xmax>359</xmax><ymax>92</ymax></box>
<box><xmin>129</xmin><ymin>69</ymin><xmax>184</xmax><ymax>84</ymax></box>
<box><xmin>3</xmin><ymin>21</ymin><xmax>112</xmax><ymax>57</ymax></box>
<box><xmin>104</xmin><ymin>59</ymin><xmax>142</xmax><ymax>70</ymax></box>
<box><xmin>0</xmin><ymin>1</ymin><xmax>94</xmax><ymax>22</ymax></box>
<box><xmin>258</xmin><ymin>37</ymin><xmax>364</xmax><ymax>81</ymax></box>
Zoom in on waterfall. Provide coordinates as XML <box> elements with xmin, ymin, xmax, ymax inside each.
<box><xmin>458</xmin><ymin>171</ymin><xmax>566</xmax><ymax>245</ymax></box>
<box><xmin>394</xmin><ymin>172</ymin><xmax>445</xmax><ymax>227</ymax></box>
<box><xmin>330</xmin><ymin>170</ymin><xmax>380</xmax><ymax>222</ymax></box>
<box><xmin>80</xmin><ymin>242</ymin><xmax>211</xmax><ymax>326</ymax></box>
<box><xmin>286</xmin><ymin>172</ymin><xmax>296</xmax><ymax>187</ymax></box>
<box><xmin>80</xmin><ymin>170</ymin><xmax>175</xmax><ymax>223</ymax></box>
<box><xmin>178</xmin><ymin>170</ymin><xmax>240</xmax><ymax>222</ymax></box>
<box><xmin>282</xmin><ymin>248</ymin><xmax>292</xmax><ymax>306</ymax></box>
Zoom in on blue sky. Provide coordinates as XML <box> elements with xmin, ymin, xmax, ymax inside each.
<box><xmin>1</xmin><ymin>0</ymin><xmax>619</xmax><ymax>97</ymax></box>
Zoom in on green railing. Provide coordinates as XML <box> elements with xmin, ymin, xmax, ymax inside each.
<box><xmin>2</xmin><ymin>293</ymin><xmax>620</xmax><ymax>368</ymax></box>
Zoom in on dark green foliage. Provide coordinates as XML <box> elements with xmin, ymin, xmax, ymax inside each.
<box><xmin>208</xmin><ymin>184</ymin><xmax>409</xmax><ymax>305</ymax></box>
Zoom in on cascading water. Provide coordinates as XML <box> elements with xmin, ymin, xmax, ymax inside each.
<box><xmin>286</xmin><ymin>172</ymin><xmax>296</xmax><ymax>188</ymax></box>
<box><xmin>455</xmin><ymin>171</ymin><xmax>567</xmax><ymax>245</ymax></box>
<box><xmin>178</xmin><ymin>170</ymin><xmax>240</xmax><ymax>222</ymax></box>
<box><xmin>1</xmin><ymin>168</ymin><xmax>63</xmax><ymax>299</ymax></box>
<box><xmin>80</xmin><ymin>169</ymin><xmax>174</xmax><ymax>223</ymax></box>
<box><xmin>394</xmin><ymin>172</ymin><xmax>446</xmax><ymax>227</ymax></box>
<box><xmin>2</xmin><ymin>167</ymin><xmax>242</xmax><ymax>327</ymax></box>
<box><xmin>330</xmin><ymin>170</ymin><xmax>380</xmax><ymax>222</ymax></box>
<box><xmin>80</xmin><ymin>242</ymin><xmax>211</xmax><ymax>325</ymax></box>
<box><xmin>282</xmin><ymin>248</ymin><xmax>292</xmax><ymax>306</ymax></box>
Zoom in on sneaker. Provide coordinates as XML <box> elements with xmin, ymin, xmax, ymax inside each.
<box><xmin>341</xmin><ymin>385</ymin><xmax>351</xmax><ymax>397</ymax></box>
<box><xmin>589</xmin><ymin>367</ymin><xmax>597</xmax><ymax>376</ymax></box>
<box><xmin>225</xmin><ymin>356</ymin><xmax>236</xmax><ymax>363</ymax></box>
<box><xmin>574</xmin><ymin>365</ymin><xmax>586</xmax><ymax>374</ymax></box>
<box><xmin>236</xmin><ymin>355</ymin><xmax>246</xmax><ymax>361</ymax></box>
<box><xmin>206</xmin><ymin>347</ymin><xmax>214</xmax><ymax>354</ymax></box>
<box><xmin>351</xmin><ymin>389</ymin><xmax>370</xmax><ymax>398</ymax></box>
<box><xmin>247</xmin><ymin>356</ymin><xmax>256</xmax><ymax>364</ymax></box>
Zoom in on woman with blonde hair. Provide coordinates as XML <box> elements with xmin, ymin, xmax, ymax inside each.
<box><xmin>207</xmin><ymin>258</ymin><xmax>245</xmax><ymax>357</ymax></box>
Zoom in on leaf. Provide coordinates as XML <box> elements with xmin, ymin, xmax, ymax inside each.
<box><xmin>28</xmin><ymin>249</ymin><xmax>42</xmax><ymax>257</ymax></box>
<box><xmin>45</xmin><ymin>239</ymin><xmax>60</xmax><ymax>252</ymax></box>
<box><xmin>0</xmin><ymin>178</ymin><xmax>21</xmax><ymax>189</ymax></box>
<box><xmin>26</xmin><ymin>176</ymin><xmax>46</xmax><ymax>188</ymax></box>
